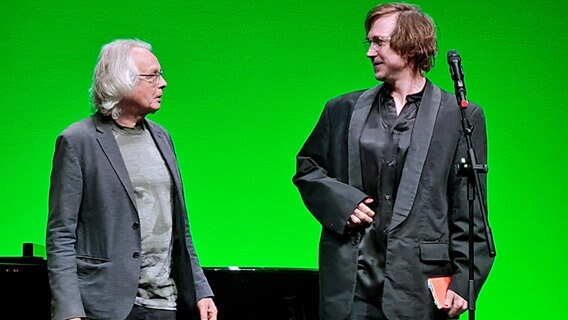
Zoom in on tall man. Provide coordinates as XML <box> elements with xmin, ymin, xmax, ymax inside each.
<box><xmin>46</xmin><ymin>39</ymin><xmax>217</xmax><ymax>320</ymax></box>
<box><xmin>293</xmin><ymin>3</ymin><xmax>494</xmax><ymax>320</ymax></box>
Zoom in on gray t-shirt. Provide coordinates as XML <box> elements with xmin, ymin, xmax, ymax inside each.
<box><xmin>112</xmin><ymin>122</ymin><xmax>177</xmax><ymax>310</ymax></box>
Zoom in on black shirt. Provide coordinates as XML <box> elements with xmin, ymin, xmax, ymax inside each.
<box><xmin>355</xmin><ymin>84</ymin><xmax>424</xmax><ymax>302</ymax></box>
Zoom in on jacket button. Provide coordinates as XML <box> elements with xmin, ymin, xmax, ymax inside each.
<box><xmin>132</xmin><ymin>252</ymin><xmax>140</xmax><ymax>258</ymax></box>
<box><xmin>132</xmin><ymin>222</ymin><xmax>139</xmax><ymax>229</ymax></box>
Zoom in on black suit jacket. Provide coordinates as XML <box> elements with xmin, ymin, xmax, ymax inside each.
<box><xmin>293</xmin><ymin>81</ymin><xmax>494</xmax><ymax>320</ymax></box>
<box><xmin>46</xmin><ymin>114</ymin><xmax>212</xmax><ymax>320</ymax></box>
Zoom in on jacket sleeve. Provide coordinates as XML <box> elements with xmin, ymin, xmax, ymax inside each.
<box><xmin>447</xmin><ymin>105</ymin><xmax>495</xmax><ymax>301</ymax></box>
<box><xmin>187</xmin><ymin>233</ymin><xmax>213</xmax><ymax>300</ymax></box>
<box><xmin>46</xmin><ymin>134</ymin><xmax>87</xmax><ymax>320</ymax></box>
<box><xmin>165</xmin><ymin>132</ymin><xmax>213</xmax><ymax>301</ymax></box>
<box><xmin>293</xmin><ymin>101</ymin><xmax>368</xmax><ymax>236</ymax></box>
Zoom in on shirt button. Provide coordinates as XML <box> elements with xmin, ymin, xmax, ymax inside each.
<box><xmin>132</xmin><ymin>252</ymin><xmax>140</xmax><ymax>258</ymax></box>
<box><xmin>132</xmin><ymin>222</ymin><xmax>139</xmax><ymax>229</ymax></box>
<box><xmin>385</xmin><ymin>195</ymin><xmax>392</xmax><ymax>200</ymax></box>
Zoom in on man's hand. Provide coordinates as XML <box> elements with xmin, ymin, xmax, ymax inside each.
<box><xmin>347</xmin><ymin>198</ymin><xmax>375</xmax><ymax>228</ymax></box>
<box><xmin>443</xmin><ymin>289</ymin><xmax>468</xmax><ymax>318</ymax></box>
<box><xmin>197</xmin><ymin>297</ymin><xmax>218</xmax><ymax>320</ymax></box>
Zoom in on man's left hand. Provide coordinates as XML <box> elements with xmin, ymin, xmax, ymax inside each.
<box><xmin>197</xmin><ymin>297</ymin><xmax>218</xmax><ymax>320</ymax></box>
<box><xmin>443</xmin><ymin>289</ymin><xmax>468</xmax><ymax>318</ymax></box>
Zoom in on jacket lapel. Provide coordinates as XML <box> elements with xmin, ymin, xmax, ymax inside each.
<box><xmin>348</xmin><ymin>85</ymin><xmax>382</xmax><ymax>189</ymax></box>
<box><xmin>93</xmin><ymin>115</ymin><xmax>138</xmax><ymax>211</ymax></box>
<box><xmin>389</xmin><ymin>81</ymin><xmax>441</xmax><ymax>231</ymax></box>
<box><xmin>145</xmin><ymin>121</ymin><xmax>182</xmax><ymax>189</ymax></box>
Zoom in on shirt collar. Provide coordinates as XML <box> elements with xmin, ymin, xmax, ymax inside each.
<box><xmin>378</xmin><ymin>82</ymin><xmax>425</xmax><ymax>105</ymax></box>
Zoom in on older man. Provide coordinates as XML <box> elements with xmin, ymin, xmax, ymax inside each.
<box><xmin>46</xmin><ymin>39</ymin><xmax>217</xmax><ymax>320</ymax></box>
<box><xmin>293</xmin><ymin>3</ymin><xmax>494</xmax><ymax>320</ymax></box>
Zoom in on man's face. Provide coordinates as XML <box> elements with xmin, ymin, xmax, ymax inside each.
<box><xmin>366</xmin><ymin>13</ymin><xmax>408</xmax><ymax>83</ymax></box>
<box><xmin>122</xmin><ymin>47</ymin><xmax>167</xmax><ymax>117</ymax></box>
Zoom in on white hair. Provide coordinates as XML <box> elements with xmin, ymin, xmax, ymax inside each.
<box><xmin>89</xmin><ymin>39</ymin><xmax>152</xmax><ymax>119</ymax></box>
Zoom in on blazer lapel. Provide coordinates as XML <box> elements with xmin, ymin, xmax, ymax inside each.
<box><xmin>389</xmin><ymin>81</ymin><xmax>441</xmax><ymax>231</ymax></box>
<box><xmin>94</xmin><ymin>116</ymin><xmax>138</xmax><ymax>211</ymax></box>
<box><xmin>145</xmin><ymin>121</ymin><xmax>182</xmax><ymax>189</ymax></box>
<box><xmin>348</xmin><ymin>85</ymin><xmax>382</xmax><ymax>189</ymax></box>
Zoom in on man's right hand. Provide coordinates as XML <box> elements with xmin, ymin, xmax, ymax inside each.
<box><xmin>347</xmin><ymin>198</ymin><xmax>375</xmax><ymax>228</ymax></box>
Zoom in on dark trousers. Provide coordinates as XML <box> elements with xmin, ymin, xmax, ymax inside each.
<box><xmin>124</xmin><ymin>305</ymin><xmax>176</xmax><ymax>320</ymax></box>
<box><xmin>348</xmin><ymin>296</ymin><xmax>387</xmax><ymax>320</ymax></box>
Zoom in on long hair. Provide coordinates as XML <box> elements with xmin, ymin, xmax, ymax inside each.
<box><xmin>89</xmin><ymin>39</ymin><xmax>152</xmax><ymax>119</ymax></box>
<box><xmin>365</xmin><ymin>3</ymin><xmax>437</xmax><ymax>74</ymax></box>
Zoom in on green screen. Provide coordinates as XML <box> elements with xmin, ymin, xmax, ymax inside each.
<box><xmin>2</xmin><ymin>0</ymin><xmax>567</xmax><ymax>318</ymax></box>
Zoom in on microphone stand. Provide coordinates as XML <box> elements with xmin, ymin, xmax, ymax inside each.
<box><xmin>453</xmin><ymin>85</ymin><xmax>497</xmax><ymax>320</ymax></box>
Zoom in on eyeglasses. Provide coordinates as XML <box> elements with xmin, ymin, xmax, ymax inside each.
<box><xmin>364</xmin><ymin>36</ymin><xmax>391</xmax><ymax>51</ymax></box>
<box><xmin>138</xmin><ymin>70</ymin><xmax>164</xmax><ymax>85</ymax></box>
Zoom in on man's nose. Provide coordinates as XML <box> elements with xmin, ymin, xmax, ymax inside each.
<box><xmin>158</xmin><ymin>76</ymin><xmax>167</xmax><ymax>88</ymax></box>
<box><xmin>367</xmin><ymin>45</ymin><xmax>378</xmax><ymax>58</ymax></box>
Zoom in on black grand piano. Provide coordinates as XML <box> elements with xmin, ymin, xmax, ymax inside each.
<box><xmin>1</xmin><ymin>243</ymin><xmax>319</xmax><ymax>320</ymax></box>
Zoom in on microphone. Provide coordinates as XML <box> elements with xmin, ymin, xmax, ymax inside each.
<box><xmin>447</xmin><ymin>50</ymin><xmax>468</xmax><ymax>108</ymax></box>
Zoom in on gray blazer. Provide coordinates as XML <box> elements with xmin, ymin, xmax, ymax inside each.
<box><xmin>293</xmin><ymin>81</ymin><xmax>494</xmax><ymax>320</ymax></box>
<box><xmin>46</xmin><ymin>114</ymin><xmax>212</xmax><ymax>320</ymax></box>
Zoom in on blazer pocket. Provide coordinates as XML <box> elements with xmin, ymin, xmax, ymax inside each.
<box><xmin>76</xmin><ymin>255</ymin><xmax>110</xmax><ymax>277</ymax></box>
<box><xmin>419</xmin><ymin>242</ymin><xmax>450</xmax><ymax>262</ymax></box>
<box><xmin>76</xmin><ymin>255</ymin><xmax>110</xmax><ymax>263</ymax></box>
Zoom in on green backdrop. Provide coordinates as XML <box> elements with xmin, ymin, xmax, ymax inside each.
<box><xmin>2</xmin><ymin>0</ymin><xmax>567</xmax><ymax>318</ymax></box>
